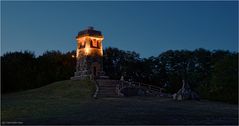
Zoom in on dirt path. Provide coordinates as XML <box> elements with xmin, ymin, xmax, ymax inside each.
<box><xmin>19</xmin><ymin>97</ymin><xmax>238</xmax><ymax>125</ymax></box>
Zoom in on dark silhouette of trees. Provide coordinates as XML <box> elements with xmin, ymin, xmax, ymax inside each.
<box><xmin>1</xmin><ymin>50</ymin><xmax>75</xmax><ymax>93</ymax></box>
<box><xmin>35</xmin><ymin>50</ymin><xmax>75</xmax><ymax>87</ymax></box>
<box><xmin>103</xmin><ymin>47</ymin><xmax>140</xmax><ymax>80</ymax></box>
<box><xmin>103</xmin><ymin>48</ymin><xmax>238</xmax><ymax>103</ymax></box>
<box><xmin>2</xmin><ymin>51</ymin><xmax>36</xmax><ymax>93</ymax></box>
<box><xmin>209</xmin><ymin>51</ymin><xmax>238</xmax><ymax>103</ymax></box>
<box><xmin>1</xmin><ymin>48</ymin><xmax>237</xmax><ymax>103</ymax></box>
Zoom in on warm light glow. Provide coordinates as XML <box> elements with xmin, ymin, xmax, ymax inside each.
<box><xmin>76</xmin><ymin>35</ymin><xmax>104</xmax><ymax>57</ymax></box>
<box><xmin>72</xmin><ymin>55</ymin><xmax>75</xmax><ymax>58</ymax></box>
<box><xmin>100</xmin><ymin>48</ymin><xmax>103</xmax><ymax>56</ymax></box>
<box><xmin>85</xmin><ymin>47</ymin><xmax>90</xmax><ymax>55</ymax></box>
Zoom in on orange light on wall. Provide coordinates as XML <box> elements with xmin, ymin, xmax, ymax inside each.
<box><xmin>85</xmin><ymin>47</ymin><xmax>90</xmax><ymax>55</ymax></box>
<box><xmin>76</xmin><ymin>35</ymin><xmax>104</xmax><ymax>57</ymax></box>
<box><xmin>73</xmin><ymin>27</ymin><xmax>105</xmax><ymax>78</ymax></box>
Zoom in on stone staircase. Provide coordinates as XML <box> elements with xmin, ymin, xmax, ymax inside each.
<box><xmin>96</xmin><ymin>79</ymin><xmax>119</xmax><ymax>98</ymax></box>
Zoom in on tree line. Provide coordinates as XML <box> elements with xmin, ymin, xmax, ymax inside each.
<box><xmin>1</xmin><ymin>50</ymin><xmax>75</xmax><ymax>93</ymax></box>
<box><xmin>1</xmin><ymin>48</ymin><xmax>238</xmax><ymax>103</ymax></box>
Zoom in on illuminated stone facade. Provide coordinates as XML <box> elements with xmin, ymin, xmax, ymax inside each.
<box><xmin>71</xmin><ymin>27</ymin><xmax>105</xmax><ymax>80</ymax></box>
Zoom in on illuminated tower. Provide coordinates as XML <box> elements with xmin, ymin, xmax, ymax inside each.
<box><xmin>72</xmin><ymin>27</ymin><xmax>104</xmax><ymax>80</ymax></box>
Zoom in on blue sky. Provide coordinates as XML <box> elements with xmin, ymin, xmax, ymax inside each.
<box><xmin>1</xmin><ymin>1</ymin><xmax>238</xmax><ymax>58</ymax></box>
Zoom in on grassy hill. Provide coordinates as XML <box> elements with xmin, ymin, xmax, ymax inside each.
<box><xmin>1</xmin><ymin>79</ymin><xmax>237</xmax><ymax>125</ymax></box>
<box><xmin>1</xmin><ymin>80</ymin><xmax>96</xmax><ymax>122</ymax></box>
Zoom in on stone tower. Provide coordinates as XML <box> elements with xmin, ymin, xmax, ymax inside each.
<box><xmin>71</xmin><ymin>27</ymin><xmax>105</xmax><ymax>80</ymax></box>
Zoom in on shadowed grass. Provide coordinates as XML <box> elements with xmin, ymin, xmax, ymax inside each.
<box><xmin>1</xmin><ymin>80</ymin><xmax>95</xmax><ymax>122</ymax></box>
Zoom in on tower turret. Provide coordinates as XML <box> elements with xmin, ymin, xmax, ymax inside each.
<box><xmin>71</xmin><ymin>27</ymin><xmax>105</xmax><ymax>80</ymax></box>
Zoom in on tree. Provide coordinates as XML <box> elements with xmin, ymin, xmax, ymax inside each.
<box><xmin>1</xmin><ymin>51</ymin><xmax>36</xmax><ymax>93</ymax></box>
<box><xmin>158</xmin><ymin>50</ymin><xmax>194</xmax><ymax>92</ymax></box>
<box><xmin>103</xmin><ymin>47</ymin><xmax>140</xmax><ymax>80</ymax></box>
<box><xmin>191</xmin><ymin>48</ymin><xmax>212</xmax><ymax>96</ymax></box>
<box><xmin>209</xmin><ymin>53</ymin><xmax>238</xmax><ymax>103</ymax></box>
<box><xmin>36</xmin><ymin>50</ymin><xmax>75</xmax><ymax>87</ymax></box>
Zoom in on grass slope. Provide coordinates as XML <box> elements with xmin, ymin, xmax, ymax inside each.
<box><xmin>1</xmin><ymin>80</ymin><xmax>95</xmax><ymax>122</ymax></box>
<box><xmin>1</xmin><ymin>80</ymin><xmax>238</xmax><ymax>125</ymax></box>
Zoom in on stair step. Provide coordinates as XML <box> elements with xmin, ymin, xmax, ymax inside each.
<box><xmin>100</xmin><ymin>87</ymin><xmax>115</xmax><ymax>89</ymax></box>
<box><xmin>98</xmin><ymin>96</ymin><xmax>119</xmax><ymax>98</ymax></box>
<box><xmin>98</xmin><ymin>93</ymin><xmax>116</xmax><ymax>96</ymax></box>
<box><xmin>98</xmin><ymin>85</ymin><xmax>117</xmax><ymax>87</ymax></box>
<box><xmin>96</xmin><ymin>79</ymin><xmax>121</xmax><ymax>98</ymax></box>
<box><xmin>99</xmin><ymin>87</ymin><xmax>115</xmax><ymax>89</ymax></box>
<box><xmin>98</xmin><ymin>84</ymin><xmax>116</xmax><ymax>86</ymax></box>
<box><xmin>99</xmin><ymin>88</ymin><xmax>115</xmax><ymax>90</ymax></box>
<box><xmin>97</xmin><ymin>95</ymin><xmax>117</xmax><ymax>97</ymax></box>
<box><xmin>97</xmin><ymin>92</ymin><xmax>116</xmax><ymax>94</ymax></box>
<box><xmin>98</xmin><ymin>91</ymin><xmax>116</xmax><ymax>94</ymax></box>
<box><xmin>99</xmin><ymin>87</ymin><xmax>115</xmax><ymax>90</ymax></box>
<box><xmin>97</xmin><ymin>82</ymin><xmax>118</xmax><ymax>84</ymax></box>
<box><xmin>97</xmin><ymin>93</ymin><xmax>118</xmax><ymax>96</ymax></box>
<box><xmin>98</xmin><ymin>82</ymin><xmax>116</xmax><ymax>85</ymax></box>
<box><xmin>99</xmin><ymin>89</ymin><xmax>115</xmax><ymax>91</ymax></box>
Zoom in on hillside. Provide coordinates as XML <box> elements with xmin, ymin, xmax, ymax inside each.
<box><xmin>1</xmin><ymin>80</ymin><xmax>96</xmax><ymax>122</ymax></box>
<box><xmin>1</xmin><ymin>79</ymin><xmax>238</xmax><ymax>125</ymax></box>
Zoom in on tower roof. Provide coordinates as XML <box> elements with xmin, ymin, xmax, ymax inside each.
<box><xmin>76</xmin><ymin>27</ymin><xmax>103</xmax><ymax>38</ymax></box>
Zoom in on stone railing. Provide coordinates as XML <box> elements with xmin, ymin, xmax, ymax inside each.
<box><xmin>116</xmin><ymin>80</ymin><xmax>164</xmax><ymax>96</ymax></box>
<box><xmin>93</xmin><ymin>80</ymin><xmax>99</xmax><ymax>98</ymax></box>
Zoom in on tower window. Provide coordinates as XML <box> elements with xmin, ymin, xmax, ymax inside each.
<box><xmin>92</xmin><ymin>40</ymin><xmax>98</xmax><ymax>47</ymax></box>
<box><xmin>79</xmin><ymin>41</ymin><xmax>85</xmax><ymax>49</ymax></box>
<box><xmin>90</xmin><ymin>39</ymin><xmax>99</xmax><ymax>48</ymax></box>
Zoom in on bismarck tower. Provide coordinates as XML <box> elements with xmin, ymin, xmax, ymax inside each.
<box><xmin>71</xmin><ymin>27</ymin><xmax>105</xmax><ymax>80</ymax></box>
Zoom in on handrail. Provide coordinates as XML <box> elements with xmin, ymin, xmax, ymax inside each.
<box><xmin>116</xmin><ymin>80</ymin><xmax>163</xmax><ymax>95</ymax></box>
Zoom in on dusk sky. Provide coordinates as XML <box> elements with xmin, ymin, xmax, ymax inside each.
<box><xmin>1</xmin><ymin>1</ymin><xmax>238</xmax><ymax>58</ymax></box>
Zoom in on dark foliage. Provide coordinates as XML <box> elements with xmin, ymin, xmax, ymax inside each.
<box><xmin>1</xmin><ymin>50</ymin><xmax>75</xmax><ymax>93</ymax></box>
<box><xmin>1</xmin><ymin>48</ymin><xmax>238</xmax><ymax>103</ymax></box>
<box><xmin>2</xmin><ymin>51</ymin><xmax>36</xmax><ymax>93</ymax></box>
<box><xmin>103</xmin><ymin>47</ymin><xmax>238</xmax><ymax>104</ymax></box>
